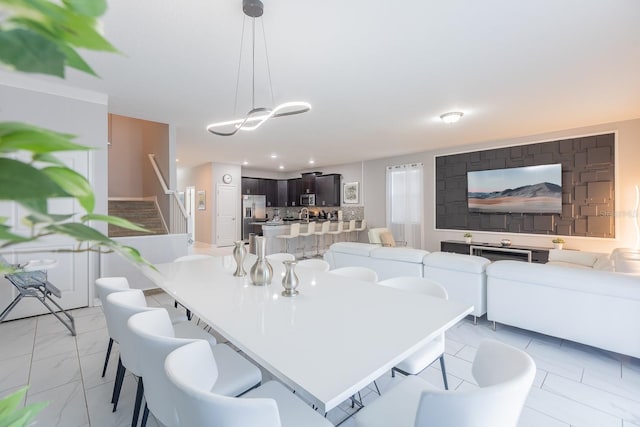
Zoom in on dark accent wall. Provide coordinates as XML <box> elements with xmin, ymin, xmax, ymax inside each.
<box><xmin>435</xmin><ymin>133</ymin><xmax>615</xmax><ymax>237</ymax></box>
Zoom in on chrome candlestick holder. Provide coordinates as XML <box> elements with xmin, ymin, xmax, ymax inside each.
<box><xmin>250</xmin><ymin>236</ymin><xmax>273</xmax><ymax>286</ymax></box>
<box><xmin>233</xmin><ymin>241</ymin><xmax>247</xmax><ymax>277</ymax></box>
<box><xmin>281</xmin><ymin>260</ymin><xmax>299</xmax><ymax>297</ymax></box>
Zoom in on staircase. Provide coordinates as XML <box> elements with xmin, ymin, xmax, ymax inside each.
<box><xmin>108</xmin><ymin>199</ymin><xmax>168</xmax><ymax>237</ymax></box>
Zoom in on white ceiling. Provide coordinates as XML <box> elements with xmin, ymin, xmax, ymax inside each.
<box><xmin>52</xmin><ymin>0</ymin><xmax>640</xmax><ymax>171</ymax></box>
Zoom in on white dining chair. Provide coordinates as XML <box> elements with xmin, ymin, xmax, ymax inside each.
<box><xmin>127</xmin><ymin>309</ymin><xmax>262</xmax><ymax>427</ymax></box>
<box><xmin>106</xmin><ymin>289</ymin><xmax>217</xmax><ymax>425</ymax></box>
<box><xmin>353</xmin><ymin>339</ymin><xmax>536</xmax><ymax>427</ymax></box>
<box><xmin>378</xmin><ymin>277</ymin><xmax>450</xmax><ymax>388</ymax></box>
<box><xmin>276</xmin><ymin>223</ymin><xmax>300</xmax><ymax>256</ymax></box>
<box><xmin>313</xmin><ymin>221</ymin><xmax>331</xmax><ymax>256</ymax></box>
<box><xmin>173</xmin><ymin>254</ymin><xmax>214</xmax><ymax>319</ymax></box>
<box><xmin>329</xmin><ymin>266</ymin><xmax>378</xmax><ymax>282</ymax></box>
<box><xmin>297</xmin><ymin>221</ymin><xmax>316</xmax><ymax>258</ymax></box>
<box><xmin>296</xmin><ymin>259</ymin><xmax>330</xmax><ymax>272</ymax></box>
<box><xmin>266</xmin><ymin>253</ymin><xmax>296</xmax><ymax>264</ymax></box>
<box><xmin>95</xmin><ymin>277</ymin><xmax>188</xmax><ymax>379</ymax></box>
<box><xmin>165</xmin><ymin>341</ymin><xmax>333</xmax><ymax>427</ymax></box>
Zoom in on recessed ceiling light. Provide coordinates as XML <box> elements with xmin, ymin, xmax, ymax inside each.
<box><xmin>270</xmin><ymin>154</ymin><xmax>278</xmax><ymax>159</ymax></box>
<box><xmin>279</xmin><ymin>165</ymin><xmax>284</xmax><ymax>170</ymax></box>
<box><xmin>242</xmin><ymin>160</ymin><xmax>248</xmax><ymax>165</ymax></box>
<box><xmin>175</xmin><ymin>158</ymin><xmax>179</xmax><ymax>162</ymax></box>
<box><xmin>308</xmin><ymin>159</ymin><xmax>315</xmax><ymax>164</ymax></box>
<box><xmin>440</xmin><ymin>111</ymin><xmax>464</xmax><ymax>124</ymax></box>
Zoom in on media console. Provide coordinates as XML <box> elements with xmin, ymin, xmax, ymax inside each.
<box><xmin>440</xmin><ymin>240</ymin><xmax>549</xmax><ymax>264</ymax></box>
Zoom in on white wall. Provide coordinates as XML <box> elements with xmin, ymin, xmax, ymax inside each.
<box><xmin>0</xmin><ymin>71</ymin><xmax>108</xmax><ymax>308</ymax></box>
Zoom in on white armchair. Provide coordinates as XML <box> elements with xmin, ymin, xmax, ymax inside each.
<box><xmin>367</xmin><ymin>227</ymin><xmax>407</xmax><ymax>247</ymax></box>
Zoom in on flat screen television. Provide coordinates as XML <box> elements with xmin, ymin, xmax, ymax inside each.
<box><xmin>467</xmin><ymin>164</ymin><xmax>562</xmax><ymax>213</ymax></box>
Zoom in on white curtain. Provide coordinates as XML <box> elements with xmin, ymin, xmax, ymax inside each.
<box><xmin>386</xmin><ymin>163</ymin><xmax>424</xmax><ymax>249</ymax></box>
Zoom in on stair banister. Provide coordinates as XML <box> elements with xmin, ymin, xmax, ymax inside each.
<box><xmin>147</xmin><ymin>154</ymin><xmax>188</xmax><ymax>235</ymax></box>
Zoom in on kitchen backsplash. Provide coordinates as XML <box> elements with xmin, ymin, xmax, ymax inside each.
<box><xmin>266</xmin><ymin>206</ymin><xmax>365</xmax><ymax>221</ymax></box>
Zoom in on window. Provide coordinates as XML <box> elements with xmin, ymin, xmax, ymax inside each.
<box><xmin>386</xmin><ymin>163</ymin><xmax>424</xmax><ymax>248</ymax></box>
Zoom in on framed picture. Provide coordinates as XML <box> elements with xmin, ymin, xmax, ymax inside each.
<box><xmin>197</xmin><ymin>190</ymin><xmax>206</xmax><ymax>210</ymax></box>
<box><xmin>343</xmin><ymin>182</ymin><xmax>359</xmax><ymax>204</ymax></box>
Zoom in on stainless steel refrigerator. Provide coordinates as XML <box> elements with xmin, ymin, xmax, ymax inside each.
<box><xmin>242</xmin><ymin>195</ymin><xmax>266</xmax><ymax>240</ymax></box>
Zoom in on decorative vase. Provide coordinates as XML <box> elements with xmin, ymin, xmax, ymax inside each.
<box><xmin>554</xmin><ymin>243</ymin><xmax>564</xmax><ymax>250</ymax></box>
<box><xmin>500</xmin><ymin>239</ymin><xmax>511</xmax><ymax>247</ymax></box>
<box><xmin>233</xmin><ymin>241</ymin><xmax>247</xmax><ymax>277</ymax></box>
<box><xmin>464</xmin><ymin>237</ymin><xmax>472</xmax><ymax>244</ymax></box>
<box><xmin>281</xmin><ymin>260</ymin><xmax>300</xmax><ymax>297</ymax></box>
<box><xmin>250</xmin><ymin>236</ymin><xmax>273</xmax><ymax>286</ymax></box>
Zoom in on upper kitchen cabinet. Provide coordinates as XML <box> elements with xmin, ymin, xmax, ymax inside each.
<box><xmin>316</xmin><ymin>174</ymin><xmax>341</xmax><ymax>207</ymax></box>
<box><xmin>277</xmin><ymin>180</ymin><xmax>288</xmax><ymax>207</ymax></box>
<box><xmin>264</xmin><ymin>179</ymin><xmax>278</xmax><ymax>207</ymax></box>
<box><xmin>301</xmin><ymin>173</ymin><xmax>317</xmax><ymax>194</ymax></box>
<box><xmin>241</xmin><ymin>177</ymin><xmax>260</xmax><ymax>195</ymax></box>
<box><xmin>287</xmin><ymin>178</ymin><xmax>302</xmax><ymax>207</ymax></box>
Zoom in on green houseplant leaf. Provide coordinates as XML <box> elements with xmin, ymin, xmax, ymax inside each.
<box><xmin>82</xmin><ymin>214</ymin><xmax>149</xmax><ymax>233</ymax></box>
<box><xmin>42</xmin><ymin>166</ymin><xmax>95</xmax><ymax>213</ymax></box>
<box><xmin>0</xmin><ymin>387</ymin><xmax>48</xmax><ymax>427</ymax></box>
<box><xmin>0</xmin><ymin>28</ymin><xmax>65</xmax><ymax>77</ymax></box>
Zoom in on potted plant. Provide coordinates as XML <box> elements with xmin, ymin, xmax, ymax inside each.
<box><xmin>463</xmin><ymin>232</ymin><xmax>472</xmax><ymax>244</ymax></box>
<box><xmin>552</xmin><ymin>238</ymin><xmax>565</xmax><ymax>250</ymax></box>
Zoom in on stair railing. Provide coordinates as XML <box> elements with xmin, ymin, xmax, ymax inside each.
<box><xmin>148</xmin><ymin>154</ymin><xmax>188</xmax><ymax>235</ymax></box>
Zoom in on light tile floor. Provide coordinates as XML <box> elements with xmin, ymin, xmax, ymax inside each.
<box><xmin>1</xmin><ymin>243</ymin><xmax>638</xmax><ymax>426</ymax></box>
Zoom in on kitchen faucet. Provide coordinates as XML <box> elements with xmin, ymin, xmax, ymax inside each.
<box><xmin>299</xmin><ymin>207</ymin><xmax>310</xmax><ymax>222</ymax></box>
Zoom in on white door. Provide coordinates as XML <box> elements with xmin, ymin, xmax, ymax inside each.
<box><xmin>0</xmin><ymin>151</ymin><xmax>90</xmax><ymax>320</ymax></box>
<box><xmin>216</xmin><ymin>184</ymin><xmax>238</xmax><ymax>246</ymax></box>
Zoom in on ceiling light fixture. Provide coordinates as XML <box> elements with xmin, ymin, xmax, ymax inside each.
<box><xmin>279</xmin><ymin>165</ymin><xmax>284</xmax><ymax>170</ymax></box>
<box><xmin>270</xmin><ymin>154</ymin><xmax>277</xmax><ymax>159</ymax></box>
<box><xmin>242</xmin><ymin>161</ymin><xmax>249</xmax><ymax>165</ymax></box>
<box><xmin>308</xmin><ymin>159</ymin><xmax>315</xmax><ymax>165</ymax></box>
<box><xmin>206</xmin><ymin>0</ymin><xmax>311</xmax><ymax>136</ymax></box>
<box><xmin>440</xmin><ymin>111</ymin><xmax>464</xmax><ymax>124</ymax></box>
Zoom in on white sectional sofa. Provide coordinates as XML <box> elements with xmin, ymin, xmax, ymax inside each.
<box><xmin>486</xmin><ymin>260</ymin><xmax>640</xmax><ymax>358</ymax></box>
<box><xmin>324</xmin><ymin>242</ymin><xmax>490</xmax><ymax>319</ymax></box>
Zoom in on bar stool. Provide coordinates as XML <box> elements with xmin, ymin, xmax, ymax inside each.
<box><xmin>313</xmin><ymin>221</ymin><xmax>331</xmax><ymax>257</ymax></box>
<box><xmin>297</xmin><ymin>222</ymin><xmax>316</xmax><ymax>258</ymax></box>
<box><xmin>276</xmin><ymin>223</ymin><xmax>300</xmax><ymax>256</ymax></box>
<box><xmin>327</xmin><ymin>221</ymin><xmax>345</xmax><ymax>246</ymax></box>
<box><xmin>354</xmin><ymin>219</ymin><xmax>367</xmax><ymax>242</ymax></box>
<box><xmin>344</xmin><ymin>219</ymin><xmax>356</xmax><ymax>242</ymax></box>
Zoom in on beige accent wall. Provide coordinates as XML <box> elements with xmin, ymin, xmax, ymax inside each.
<box><xmin>178</xmin><ymin>163</ymin><xmax>213</xmax><ymax>244</ymax></box>
<box><xmin>108</xmin><ymin>114</ymin><xmax>170</xmax><ymax>225</ymax></box>
<box><xmin>363</xmin><ymin>118</ymin><xmax>640</xmax><ymax>253</ymax></box>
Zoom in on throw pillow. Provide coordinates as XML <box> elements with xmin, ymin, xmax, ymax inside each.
<box><xmin>380</xmin><ymin>231</ymin><xmax>396</xmax><ymax>247</ymax></box>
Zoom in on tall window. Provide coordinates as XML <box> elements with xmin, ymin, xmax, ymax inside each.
<box><xmin>386</xmin><ymin>163</ymin><xmax>424</xmax><ymax>248</ymax></box>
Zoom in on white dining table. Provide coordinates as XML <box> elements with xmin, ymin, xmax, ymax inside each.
<box><xmin>144</xmin><ymin>254</ymin><xmax>473</xmax><ymax>416</ymax></box>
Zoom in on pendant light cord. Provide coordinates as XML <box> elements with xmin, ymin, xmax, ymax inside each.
<box><xmin>233</xmin><ymin>16</ymin><xmax>247</xmax><ymax>116</ymax></box>
<box><xmin>251</xmin><ymin>17</ymin><xmax>256</xmax><ymax>109</ymax></box>
<box><xmin>261</xmin><ymin>19</ymin><xmax>275</xmax><ymax>107</ymax></box>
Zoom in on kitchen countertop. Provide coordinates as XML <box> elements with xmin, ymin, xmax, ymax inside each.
<box><xmin>255</xmin><ymin>219</ymin><xmax>352</xmax><ymax>226</ymax></box>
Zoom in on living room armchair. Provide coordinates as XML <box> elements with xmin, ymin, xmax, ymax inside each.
<box><xmin>367</xmin><ymin>227</ymin><xmax>407</xmax><ymax>247</ymax></box>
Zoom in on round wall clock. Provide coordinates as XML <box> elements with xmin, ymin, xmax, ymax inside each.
<box><xmin>222</xmin><ymin>174</ymin><xmax>232</xmax><ymax>184</ymax></box>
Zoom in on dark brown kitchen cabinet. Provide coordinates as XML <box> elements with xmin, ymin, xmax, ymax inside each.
<box><xmin>315</xmin><ymin>174</ymin><xmax>341</xmax><ymax>207</ymax></box>
<box><xmin>264</xmin><ymin>179</ymin><xmax>278</xmax><ymax>207</ymax></box>
<box><xmin>287</xmin><ymin>178</ymin><xmax>302</xmax><ymax>207</ymax></box>
<box><xmin>277</xmin><ymin>180</ymin><xmax>288</xmax><ymax>207</ymax></box>
<box><xmin>301</xmin><ymin>173</ymin><xmax>316</xmax><ymax>194</ymax></box>
<box><xmin>241</xmin><ymin>177</ymin><xmax>260</xmax><ymax>195</ymax></box>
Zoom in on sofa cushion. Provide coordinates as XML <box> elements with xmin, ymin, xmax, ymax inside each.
<box><xmin>547</xmin><ymin>249</ymin><xmax>599</xmax><ymax>268</ymax></box>
<box><xmin>370</xmin><ymin>247</ymin><xmax>429</xmax><ymax>263</ymax></box>
<box><xmin>329</xmin><ymin>242</ymin><xmax>379</xmax><ymax>257</ymax></box>
<box><xmin>423</xmin><ymin>252</ymin><xmax>490</xmax><ymax>273</ymax></box>
<box><xmin>379</xmin><ymin>231</ymin><xmax>396</xmax><ymax>247</ymax></box>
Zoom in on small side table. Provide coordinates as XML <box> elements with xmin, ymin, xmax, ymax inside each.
<box><xmin>1</xmin><ymin>260</ymin><xmax>76</xmax><ymax>336</ymax></box>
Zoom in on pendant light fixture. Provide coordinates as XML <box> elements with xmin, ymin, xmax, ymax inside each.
<box><xmin>207</xmin><ymin>0</ymin><xmax>311</xmax><ymax>136</ymax></box>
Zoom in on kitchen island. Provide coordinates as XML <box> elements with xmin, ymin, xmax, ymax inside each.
<box><xmin>255</xmin><ymin>220</ymin><xmax>350</xmax><ymax>256</ymax></box>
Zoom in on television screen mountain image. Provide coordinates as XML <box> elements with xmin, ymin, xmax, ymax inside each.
<box><xmin>467</xmin><ymin>164</ymin><xmax>562</xmax><ymax>213</ymax></box>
